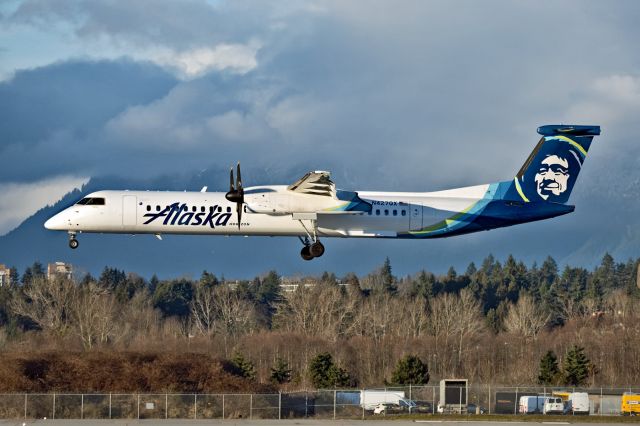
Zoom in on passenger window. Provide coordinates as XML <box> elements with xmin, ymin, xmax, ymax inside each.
<box><xmin>201</xmin><ymin>206</ymin><xmax>205</xmax><ymax>213</ymax></box>
<box><xmin>384</xmin><ymin>209</ymin><xmax>389</xmax><ymax>216</ymax></box>
<box><xmin>146</xmin><ymin>205</ymin><xmax>151</xmax><ymax>212</ymax></box>
<box><xmin>227</xmin><ymin>206</ymin><xmax>231</xmax><ymax>213</ymax></box>
<box><xmin>156</xmin><ymin>205</ymin><xmax>160</xmax><ymax>212</ymax></box>
<box><xmin>210</xmin><ymin>206</ymin><xmax>214</xmax><ymax>213</ymax></box>
<box><xmin>191</xmin><ymin>206</ymin><xmax>196</xmax><ymax>212</ymax></box>
<box><xmin>218</xmin><ymin>206</ymin><xmax>222</xmax><ymax>212</ymax></box>
<box><xmin>401</xmin><ymin>210</ymin><xmax>406</xmax><ymax>216</ymax></box>
<box><xmin>376</xmin><ymin>209</ymin><xmax>380</xmax><ymax>216</ymax></box>
<box><xmin>393</xmin><ymin>210</ymin><xmax>397</xmax><ymax>216</ymax></box>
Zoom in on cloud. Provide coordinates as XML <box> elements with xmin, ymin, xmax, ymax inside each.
<box><xmin>153</xmin><ymin>41</ymin><xmax>262</xmax><ymax>78</ymax></box>
<box><xmin>0</xmin><ymin>175</ymin><xmax>88</xmax><ymax>235</ymax></box>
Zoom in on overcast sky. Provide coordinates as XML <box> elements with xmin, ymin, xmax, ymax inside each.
<box><xmin>1</xmin><ymin>0</ymin><xmax>640</xmax><ymax>237</ymax></box>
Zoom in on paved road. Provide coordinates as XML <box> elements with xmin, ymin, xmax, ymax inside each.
<box><xmin>0</xmin><ymin>419</ymin><xmax>631</xmax><ymax>426</ymax></box>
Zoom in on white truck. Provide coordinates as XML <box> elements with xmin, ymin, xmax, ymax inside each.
<box><xmin>361</xmin><ymin>390</ymin><xmax>406</xmax><ymax>411</ymax></box>
<box><xmin>543</xmin><ymin>397</ymin><xmax>564</xmax><ymax>415</ymax></box>
<box><xmin>565</xmin><ymin>392</ymin><xmax>590</xmax><ymax>415</ymax></box>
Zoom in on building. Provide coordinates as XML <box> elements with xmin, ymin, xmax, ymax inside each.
<box><xmin>0</xmin><ymin>264</ymin><xmax>11</xmax><ymax>286</ymax></box>
<box><xmin>47</xmin><ymin>262</ymin><xmax>73</xmax><ymax>281</ymax></box>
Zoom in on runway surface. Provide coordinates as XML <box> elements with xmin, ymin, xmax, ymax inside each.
<box><xmin>0</xmin><ymin>419</ymin><xmax>631</xmax><ymax>426</ymax></box>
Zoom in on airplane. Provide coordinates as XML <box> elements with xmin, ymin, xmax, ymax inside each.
<box><xmin>45</xmin><ymin>124</ymin><xmax>601</xmax><ymax>260</ymax></box>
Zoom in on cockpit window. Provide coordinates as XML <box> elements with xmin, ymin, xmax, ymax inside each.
<box><xmin>77</xmin><ymin>197</ymin><xmax>105</xmax><ymax>206</ymax></box>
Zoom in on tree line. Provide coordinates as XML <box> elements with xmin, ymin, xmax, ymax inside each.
<box><xmin>0</xmin><ymin>253</ymin><xmax>638</xmax><ymax>389</ymax></box>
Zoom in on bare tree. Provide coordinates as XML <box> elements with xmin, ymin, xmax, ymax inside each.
<box><xmin>504</xmin><ymin>294</ymin><xmax>549</xmax><ymax>339</ymax></box>
<box><xmin>70</xmin><ymin>281</ymin><xmax>118</xmax><ymax>349</ymax></box>
<box><xmin>190</xmin><ymin>284</ymin><xmax>217</xmax><ymax>337</ymax></box>
<box><xmin>10</xmin><ymin>277</ymin><xmax>75</xmax><ymax>337</ymax></box>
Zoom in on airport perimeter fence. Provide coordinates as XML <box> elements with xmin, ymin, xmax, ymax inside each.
<box><xmin>0</xmin><ymin>385</ymin><xmax>638</xmax><ymax>420</ymax></box>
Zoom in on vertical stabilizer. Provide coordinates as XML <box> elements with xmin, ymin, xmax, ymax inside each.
<box><xmin>506</xmin><ymin>125</ymin><xmax>601</xmax><ymax>204</ymax></box>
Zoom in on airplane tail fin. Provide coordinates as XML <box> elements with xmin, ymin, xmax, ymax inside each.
<box><xmin>506</xmin><ymin>125</ymin><xmax>601</xmax><ymax>204</ymax></box>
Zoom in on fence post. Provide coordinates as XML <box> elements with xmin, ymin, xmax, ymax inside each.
<box><xmin>305</xmin><ymin>392</ymin><xmax>308</xmax><ymax>418</ymax></box>
<box><xmin>194</xmin><ymin>394</ymin><xmax>197</xmax><ymax>420</ymax></box>
<box><xmin>52</xmin><ymin>392</ymin><xmax>56</xmax><ymax>419</ymax></box>
<box><xmin>222</xmin><ymin>394</ymin><xmax>225</xmax><ymax>419</ymax></box>
<box><xmin>362</xmin><ymin>389</ymin><xmax>365</xmax><ymax>420</ymax></box>
<box><xmin>600</xmin><ymin>387</ymin><xmax>602</xmax><ymax>415</ymax></box>
<box><xmin>333</xmin><ymin>389</ymin><xmax>337</xmax><ymax>420</ymax></box>
<box><xmin>249</xmin><ymin>393</ymin><xmax>252</xmax><ymax>420</ymax></box>
<box><xmin>278</xmin><ymin>391</ymin><xmax>282</xmax><ymax>420</ymax></box>
<box><xmin>137</xmin><ymin>394</ymin><xmax>140</xmax><ymax>420</ymax></box>
<box><xmin>165</xmin><ymin>393</ymin><xmax>168</xmax><ymax>419</ymax></box>
<box><xmin>432</xmin><ymin>386</ymin><xmax>435</xmax><ymax>414</ymax></box>
<box><xmin>109</xmin><ymin>393</ymin><xmax>112</xmax><ymax>419</ymax></box>
<box><xmin>24</xmin><ymin>393</ymin><xmax>27</xmax><ymax>420</ymax></box>
<box><xmin>514</xmin><ymin>387</ymin><xmax>518</xmax><ymax>415</ymax></box>
<box><xmin>81</xmin><ymin>394</ymin><xmax>84</xmax><ymax>419</ymax></box>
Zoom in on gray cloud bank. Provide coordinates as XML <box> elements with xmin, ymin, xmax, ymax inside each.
<box><xmin>1</xmin><ymin>0</ymin><xmax>640</xmax><ymax>273</ymax></box>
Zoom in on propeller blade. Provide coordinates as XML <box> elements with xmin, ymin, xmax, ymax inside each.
<box><xmin>236</xmin><ymin>162</ymin><xmax>242</xmax><ymax>191</ymax></box>
<box><xmin>236</xmin><ymin>201</ymin><xmax>242</xmax><ymax>229</ymax></box>
<box><xmin>229</xmin><ymin>167</ymin><xmax>235</xmax><ymax>192</ymax></box>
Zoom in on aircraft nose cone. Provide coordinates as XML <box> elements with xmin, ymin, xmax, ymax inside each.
<box><xmin>44</xmin><ymin>213</ymin><xmax>64</xmax><ymax>230</ymax></box>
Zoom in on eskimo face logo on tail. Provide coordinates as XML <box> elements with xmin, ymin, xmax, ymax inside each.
<box><xmin>520</xmin><ymin>137</ymin><xmax>585</xmax><ymax>203</ymax></box>
<box><xmin>534</xmin><ymin>155</ymin><xmax>570</xmax><ymax>200</ymax></box>
<box><xmin>143</xmin><ymin>202</ymin><xmax>232</xmax><ymax>228</ymax></box>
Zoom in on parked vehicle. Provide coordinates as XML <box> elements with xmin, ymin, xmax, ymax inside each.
<box><xmin>372</xmin><ymin>398</ymin><xmax>417</xmax><ymax>414</ymax></box>
<box><xmin>519</xmin><ymin>396</ymin><xmax>545</xmax><ymax>414</ymax></box>
<box><xmin>361</xmin><ymin>390</ymin><xmax>406</xmax><ymax>410</ymax></box>
<box><xmin>565</xmin><ymin>392</ymin><xmax>590</xmax><ymax>415</ymax></box>
<box><xmin>622</xmin><ymin>392</ymin><xmax>640</xmax><ymax>416</ymax></box>
<box><xmin>543</xmin><ymin>397</ymin><xmax>564</xmax><ymax>415</ymax></box>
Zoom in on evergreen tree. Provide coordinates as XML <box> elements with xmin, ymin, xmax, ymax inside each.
<box><xmin>390</xmin><ymin>355</ymin><xmax>429</xmax><ymax>385</ymax></box>
<box><xmin>9</xmin><ymin>267</ymin><xmax>19</xmax><ymax>286</ymax></box>
<box><xmin>270</xmin><ymin>358</ymin><xmax>292</xmax><ymax>384</ymax></box>
<box><xmin>563</xmin><ymin>345</ymin><xmax>591</xmax><ymax>386</ymax></box>
<box><xmin>200</xmin><ymin>270</ymin><xmax>219</xmax><ymax>288</ymax></box>
<box><xmin>538</xmin><ymin>350</ymin><xmax>560</xmax><ymax>385</ymax></box>
<box><xmin>230</xmin><ymin>353</ymin><xmax>256</xmax><ymax>380</ymax></box>
<box><xmin>149</xmin><ymin>274</ymin><xmax>160</xmax><ymax>294</ymax></box>
<box><xmin>308</xmin><ymin>352</ymin><xmax>350</xmax><ymax>388</ymax></box>
<box><xmin>381</xmin><ymin>257</ymin><xmax>397</xmax><ymax>294</ymax></box>
<box><xmin>153</xmin><ymin>279</ymin><xmax>194</xmax><ymax>317</ymax></box>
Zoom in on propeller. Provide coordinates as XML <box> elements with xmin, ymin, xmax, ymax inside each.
<box><xmin>225</xmin><ymin>162</ymin><xmax>244</xmax><ymax>229</ymax></box>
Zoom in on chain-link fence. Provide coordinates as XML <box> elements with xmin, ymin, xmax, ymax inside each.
<box><xmin>0</xmin><ymin>385</ymin><xmax>638</xmax><ymax>419</ymax></box>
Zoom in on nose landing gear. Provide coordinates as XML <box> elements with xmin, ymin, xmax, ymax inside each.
<box><xmin>68</xmin><ymin>233</ymin><xmax>79</xmax><ymax>249</ymax></box>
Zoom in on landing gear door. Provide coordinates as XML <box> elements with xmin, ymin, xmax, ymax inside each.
<box><xmin>122</xmin><ymin>195</ymin><xmax>137</xmax><ymax>226</ymax></box>
<box><xmin>409</xmin><ymin>204</ymin><xmax>423</xmax><ymax>231</ymax></box>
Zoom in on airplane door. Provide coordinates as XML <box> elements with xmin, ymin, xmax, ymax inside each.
<box><xmin>122</xmin><ymin>195</ymin><xmax>137</xmax><ymax>226</ymax></box>
<box><xmin>409</xmin><ymin>204</ymin><xmax>422</xmax><ymax>231</ymax></box>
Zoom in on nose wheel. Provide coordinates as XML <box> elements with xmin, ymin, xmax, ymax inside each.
<box><xmin>69</xmin><ymin>233</ymin><xmax>79</xmax><ymax>249</ymax></box>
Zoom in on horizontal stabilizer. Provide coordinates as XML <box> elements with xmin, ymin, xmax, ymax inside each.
<box><xmin>537</xmin><ymin>125</ymin><xmax>600</xmax><ymax>137</ymax></box>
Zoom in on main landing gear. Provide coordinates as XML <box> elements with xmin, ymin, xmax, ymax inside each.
<box><xmin>300</xmin><ymin>238</ymin><xmax>324</xmax><ymax>260</ymax></box>
<box><xmin>300</xmin><ymin>238</ymin><xmax>325</xmax><ymax>261</ymax></box>
<box><xmin>297</xmin><ymin>215</ymin><xmax>324</xmax><ymax>261</ymax></box>
<box><xmin>68</xmin><ymin>232</ymin><xmax>79</xmax><ymax>249</ymax></box>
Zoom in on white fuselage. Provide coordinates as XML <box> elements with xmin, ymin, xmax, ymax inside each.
<box><xmin>44</xmin><ymin>184</ymin><xmax>491</xmax><ymax>239</ymax></box>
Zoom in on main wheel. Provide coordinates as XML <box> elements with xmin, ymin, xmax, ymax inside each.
<box><xmin>310</xmin><ymin>241</ymin><xmax>325</xmax><ymax>257</ymax></box>
<box><xmin>69</xmin><ymin>239</ymin><xmax>79</xmax><ymax>249</ymax></box>
<box><xmin>300</xmin><ymin>246</ymin><xmax>314</xmax><ymax>261</ymax></box>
